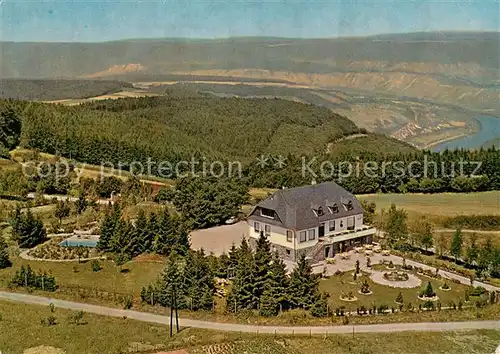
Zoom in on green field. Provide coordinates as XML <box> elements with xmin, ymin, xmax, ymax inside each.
<box><xmin>358</xmin><ymin>192</ymin><xmax>500</xmax><ymax>217</ymax></box>
<box><xmin>0</xmin><ymin>300</ymin><xmax>499</xmax><ymax>354</ymax></box>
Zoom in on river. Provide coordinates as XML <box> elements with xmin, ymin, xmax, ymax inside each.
<box><xmin>432</xmin><ymin>115</ymin><xmax>500</xmax><ymax>152</ymax></box>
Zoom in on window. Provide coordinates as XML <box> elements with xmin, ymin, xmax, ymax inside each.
<box><xmin>286</xmin><ymin>230</ymin><xmax>293</xmax><ymax>242</ymax></box>
<box><xmin>308</xmin><ymin>229</ymin><xmax>316</xmax><ymax>241</ymax></box>
<box><xmin>347</xmin><ymin>216</ymin><xmax>355</xmax><ymax>230</ymax></box>
<box><xmin>340</xmin><ymin>220</ymin><xmax>344</xmax><ymax>228</ymax></box>
<box><xmin>260</xmin><ymin>208</ymin><xmax>274</xmax><ymax>218</ymax></box>
<box><xmin>329</xmin><ymin>220</ymin><xmax>336</xmax><ymax>231</ymax></box>
<box><xmin>286</xmin><ymin>249</ymin><xmax>291</xmax><ymax>255</ymax></box>
<box><xmin>299</xmin><ymin>231</ymin><xmax>306</xmax><ymax>242</ymax></box>
<box><xmin>254</xmin><ymin>222</ymin><xmax>260</xmax><ymax>233</ymax></box>
<box><xmin>314</xmin><ymin>207</ymin><xmax>324</xmax><ymax>216</ymax></box>
<box><xmin>265</xmin><ymin>224</ymin><xmax>271</xmax><ymax>237</ymax></box>
<box><xmin>328</xmin><ymin>204</ymin><xmax>339</xmax><ymax>213</ymax></box>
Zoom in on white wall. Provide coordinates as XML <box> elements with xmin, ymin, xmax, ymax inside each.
<box><xmin>247</xmin><ymin>220</ymin><xmax>295</xmax><ymax>249</ymax></box>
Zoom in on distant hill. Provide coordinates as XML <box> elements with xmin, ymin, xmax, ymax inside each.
<box><xmin>1</xmin><ymin>32</ymin><xmax>498</xmax><ymax>80</ymax></box>
<box><xmin>0</xmin><ymin>79</ymin><xmax>133</xmax><ymax>101</ymax></box>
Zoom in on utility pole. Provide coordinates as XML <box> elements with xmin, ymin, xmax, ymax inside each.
<box><xmin>169</xmin><ymin>292</ymin><xmax>173</xmax><ymax>337</ymax></box>
<box><xmin>174</xmin><ymin>287</ymin><xmax>179</xmax><ymax>333</ymax></box>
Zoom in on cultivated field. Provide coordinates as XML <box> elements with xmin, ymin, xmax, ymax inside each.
<box><xmin>358</xmin><ymin>191</ymin><xmax>500</xmax><ymax>217</ymax></box>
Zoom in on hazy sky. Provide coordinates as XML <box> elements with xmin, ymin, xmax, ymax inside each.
<box><xmin>1</xmin><ymin>0</ymin><xmax>498</xmax><ymax>42</ymax></box>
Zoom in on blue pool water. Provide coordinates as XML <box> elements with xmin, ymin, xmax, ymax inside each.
<box><xmin>432</xmin><ymin>115</ymin><xmax>500</xmax><ymax>152</ymax></box>
<box><xmin>59</xmin><ymin>239</ymin><xmax>98</xmax><ymax>247</ymax></box>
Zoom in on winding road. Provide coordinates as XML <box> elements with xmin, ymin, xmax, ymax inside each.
<box><xmin>0</xmin><ymin>291</ymin><xmax>498</xmax><ymax>334</ymax></box>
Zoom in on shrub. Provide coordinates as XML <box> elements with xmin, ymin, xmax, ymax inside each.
<box><xmin>378</xmin><ymin>304</ymin><xmax>389</xmax><ymax>314</ymax></box>
<box><xmin>423</xmin><ymin>301</ymin><xmax>435</xmax><ymax>310</ymax></box>
<box><xmin>360</xmin><ymin>280</ymin><xmax>371</xmax><ymax>294</ymax></box>
<box><xmin>420</xmin><ymin>282</ymin><xmax>436</xmax><ymax>298</ymax></box>
<box><xmin>388</xmin><ymin>260</ymin><xmax>394</xmax><ymax>268</ymax></box>
<box><xmin>395</xmin><ymin>292</ymin><xmax>404</xmax><ymax>304</ymax></box>
<box><xmin>46</xmin><ymin>315</ymin><xmax>57</xmax><ymax>326</ymax></box>
<box><xmin>441</xmin><ymin>283</ymin><xmax>450</xmax><ymax>290</ymax></box>
<box><xmin>469</xmin><ymin>286</ymin><xmax>486</xmax><ymax>297</ymax></box>
<box><xmin>123</xmin><ymin>296</ymin><xmax>133</xmax><ymax>310</ymax></box>
<box><xmin>69</xmin><ymin>310</ymin><xmax>85</xmax><ymax>325</ymax></box>
<box><xmin>91</xmin><ymin>260</ymin><xmax>102</xmax><ymax>272</ymax></box>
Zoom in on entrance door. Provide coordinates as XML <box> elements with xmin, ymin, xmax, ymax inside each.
<box><xmin>324</xmin><ymin>246</ymin><xmax>330</xmax><ymax>259</ymax></box>
<box><xmin>319</xmin><ymin>223</ymin><xmax>325</xmax><ymax>237</ymax></box>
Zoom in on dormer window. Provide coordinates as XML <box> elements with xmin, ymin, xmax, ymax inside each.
<box><xmin>343</xmin><ymin>200</ymin><xmax>353</xmax><ymax>211</ymax></box>
<box><xmin>313</xmin><ymin>206</ymin><xmax>324</xmax><ymax>217</ymax></box>
<box><xmin>328</xmin><ymin>203</ymin><xmax>339</xmax><ymax>213</ymax></box>
<box><xmin>260</xmin><ymin>208</ymin><xmax>274</xmax><ymax>219</ymax></box>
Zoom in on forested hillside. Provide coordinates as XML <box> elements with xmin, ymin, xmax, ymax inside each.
<box><xmin>14</xmin><ymin>93</ymin><xmax>412</xmax><ymax>166</ymax></box>
<box><xmin>0</xmin><ymin>100</ymin><xmax>22</xmax><ymax>157</ymax></box>
<box><xmin>0</xmin><ymin>79</ymin><xmax>133</xmax><ymax>101</ymax></box>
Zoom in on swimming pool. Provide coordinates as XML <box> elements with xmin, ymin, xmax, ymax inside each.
<box><xmin>59</xmin><ymin>238</ymin><xmax>98</xmax><ymax>248</ymax></box>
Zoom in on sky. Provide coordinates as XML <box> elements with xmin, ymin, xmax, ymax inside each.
<box><xmin>1</xmin><ymin>0</ymin><xmax>498</xmax><ymax>42</ymax></box>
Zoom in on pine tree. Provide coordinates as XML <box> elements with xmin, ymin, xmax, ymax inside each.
<box><xmin>11</xmin><ymin>209</ymin><xmax>47</xmax><ymax>248</ymax></box>
<box><xmin>97</xmin><ymin>205</ymin><xmax>120</xmax><ymax>251</ymax></box>
<box><xmin>253</xmin><ymin>231</ymin><xmax>273</xmax><ymax>306</ymax></box>
<box><xmin>174</xmin><ymin>223</ymin><xmax>190</xmax><ymax>257</ymax></box>
<box><xmin>133</xmin><ymin>209</ymin><xmax>149</xmax><ymax>254</ymax></box>
<box><xmin>310</xmin><ymin>292</ymin><xmax>329</xmax><ymax>317</ymax></box>
<box><xmin>288</xmin><ymin>254</ymin><xmax>320</xmax><ymax>309</ymax></box>
<box><xmin>143</xmin><ymin>212</ymin><xmax>159</xmax><ymax>253</ymax></box>
<box><xmin>259</xmin><ymin>288</ymin><xmax>279</xmax><ymax>316</ymax></box>
<box><xmin>109</xmin><ymin>219</ymin><xmax>133</xmax><ymax>254</ymax></box>
<box><xmin>227</xmin><ymin>242</ymin><xmax>238</xmax><ymax>278</ymax></box>
<box><xmin>0</xmin><ymin>236</ymin><xmax>12</xmax><ymax>269</ymax></box>
<box><xmin>157</xmin><ymin>252</ymin><xmax>182</xmax><ymax>307</ymax></box>
<box><xmin>154</xmin><ymin>208</ymin><xmax>176</xmax><ymax>255</ymax></box>
<box><xmin>226</xmin><ymin>238</ymin><xmax>256</xmax><ymax>312</ymax></box>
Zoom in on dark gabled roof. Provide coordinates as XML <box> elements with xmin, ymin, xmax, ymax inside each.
<box><xmin>250</xmin><ymin>181</ymin><xmax>364</xmax><ymax>230</ymax></box>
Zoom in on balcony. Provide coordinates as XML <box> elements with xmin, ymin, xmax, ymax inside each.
<box><xmin>325</xmin><ymin>226</ymin><xmax>376</xmax><ymax>243</ymax></box>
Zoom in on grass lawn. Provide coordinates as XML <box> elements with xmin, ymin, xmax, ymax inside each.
<box><xmin>358</xmin><ymin>191</ymin><xmax>500</xmax><ymax>218</ymax></box>
<box><xmin>319</xmin><ymin>269</ymin><xmax>469</xmax><ymax>310</ymax></box>
<box><xmin>1</xmin><ymin>300</ymin><xmax>499</xmax><ymax>354</ymax></box>
<box><xmin>0</xmin><ymin>255</ymin><xmax>165</xmax><ymax>297</ymax></box>
<box><xmin>0</xmin><ymin>299</ymin><xmax>217</xmax><ymax>354</ymax></box>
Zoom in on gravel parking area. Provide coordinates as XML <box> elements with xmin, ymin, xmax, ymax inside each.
<box><xmin>190</xmin><ymin>221</ymin><xmax>248</xmax><ymax>256</ymax></box>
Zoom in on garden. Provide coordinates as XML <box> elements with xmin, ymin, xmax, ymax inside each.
<box><xmin>27</xmin><ymin>237</ymin><xmax>102</xmax><ymax>261</ymax></box>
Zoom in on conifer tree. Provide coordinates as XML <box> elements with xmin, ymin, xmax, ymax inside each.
<box><xmin>259</xmin><ymin>251</ymin><xmax>290</xmax><ymax>316</ymax></box>
<box><xmin>143</xmin><ymin>212</ymin><xmax>159</xmax><ymax>253</ymax></box>
<box><xmin>154</xmin><ymin>208</ymin><xmax>177</xmax><ymax>255</ymax></box>
<box><xmin>109</xmin><ymin>219</ymin><xmax>133</xmax><ymax>254</ymax></box>
<box><xmin>133</xmin><ymin>209</ymin><xmax>149</xmax><ymax>254</ymax></box>
<box><xmin>253</xmin><ymin>231</ymin><xmax>273</xmax><ymax>305</ymax></box>
<box><xmin>174</xmin><ymin>223</ymin><xmax>190</xmax><ymax>257</ymax></box>
<box><xmin>11</xmin><ymin>208</ymin><xmax>47</xmax><ymax>248</ymax></box>
<box><xmin>227</xmin><ymin>242</ymin><xmax>238</xmax><ymax>278</ymax></box>
<box><xmin>288</xmin><ymin>254</ymin><xmax>320</xmax><ymax>309</ymax></box>
<box><xmin>0</xmin><ymin>236</ymin><xmax>12</xmax><ymax>269</ymax></box>
<box><xmin>226</xmin><ymin>238</ymin><xmax>256</xmax><ymax>312</ymax></box>
<box><xmin>97</xmin><ymin>204</ymin><xmax>120</xmax><ymax>251</ymax></box>
<box><xmin>157</xmin><ymin>252</ymin><xmax>182</xmax><ymax>307</ymax></box>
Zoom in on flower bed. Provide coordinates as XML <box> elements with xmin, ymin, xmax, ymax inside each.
<box><xmin>27</xmin><ymin>238</ymin><xmax>101</xmax><ymax>261</ymax></box>
<box><xmin>339</xmin><ymin>291</ymin><xmax>358</xmax><ymax>302</ymax></box>
<box><xmin>383</xmin><ymin>271</ymin><xmax>409</xmax><ymax>282</ymax></box>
